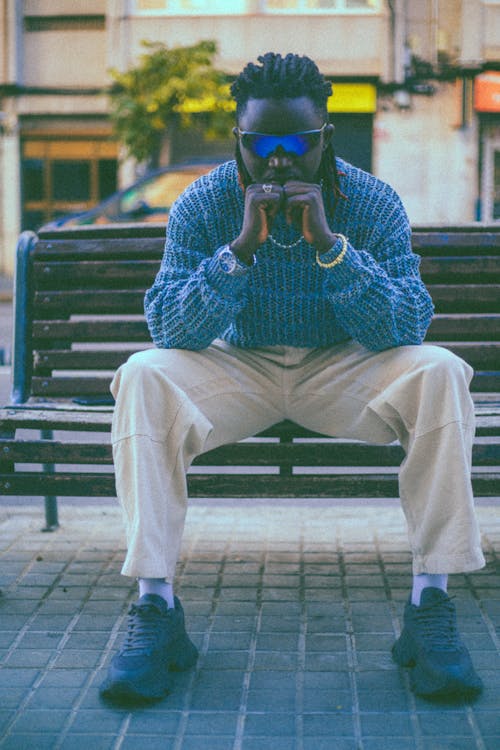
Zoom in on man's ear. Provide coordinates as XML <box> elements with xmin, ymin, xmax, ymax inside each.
<box><xmin>232</xmin><ymin>126</ymin><xmax>239</xmax><ymax>139</ymax></box>
<box><xmin>323</xmin><ymin>123</ymin><xmax>335</xmax><ymax>150</ymax></box>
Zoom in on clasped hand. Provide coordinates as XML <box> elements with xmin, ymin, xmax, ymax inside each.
<box><xmin>231</xmin><ymin>181</ymin><xmax>337</xmax><ymax>263</ymax></box>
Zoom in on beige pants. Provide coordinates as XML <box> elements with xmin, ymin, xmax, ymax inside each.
<box><xmin>110</xmin><ymin>340</ymin><xmax>485</xmax><ymax>580</ymax></box>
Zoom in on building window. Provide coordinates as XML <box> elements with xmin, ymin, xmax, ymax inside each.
<box><xmin>24</xmin><ymin>16</ymin><xmax>106</xmax><ymax>32</ymax></box>
<box><xmin>263</xmin><ymin>0</ymin><xmax>380</xmax><ymax>10</ymax></box>
<box><xmin>133</xmin><ymin>0</ymin><xmax>379</xmax><ymax>13</ymax></box>
<box><xmin>21</xmin><ymin>139</ymin><xmax>118</xmax><ymax>230</ymax></box>
<box><xmin>134</xmin><ymin>0</ymin><xmax>246</xmax><ymax>13</ymax></box>
<box><xmin>481</xmin><ymin>132</ymin><xmax>500</xmax><ymax>222</ymax></box>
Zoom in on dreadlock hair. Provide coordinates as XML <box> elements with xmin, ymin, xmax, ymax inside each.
<box><xmin>230</xmin><ymin>52</ymin><xmax>344</xmax><ymax>210</ymax></box>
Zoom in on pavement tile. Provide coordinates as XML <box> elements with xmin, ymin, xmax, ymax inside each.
<box><xmin>360</xmin><ymin>712</ymin><xmax>413</xmax><ymax>735</ymax></box>
<box><xmin>0</xmin><ymin>502</ymin><xmax>498</xmax><ymax>749</ymax></box>
<box><xmin>243</xmin><ymin>739</ymin><xmax>299</xmax><ymax>750</ymax></box>
<box><xmin>126</xmin><ymin>710</ymin><xmax>183</xmax><ymax>734</ymax></box>
<box><xmin>181</xmin><ymin>738</ymin><xmax>234</xmax><ymax>750</ymax></box>
<box><xmin>302</xmin><ymin>741</ymin><xmax>361</xmax><ymax>750</ymax></box>
<box><xmin>64</xmin><ymin>708</ymin><xmax>127</xmax><ymax>734</ymax></box>
<box><xmin>244</xmin><ymin>711</ymin><xmax>296</xmax><ymax>736</ymax></box>
<box><xmin>1</xmin><ymin>734</ymin><xmax>60</xmax><ymax>750</ymax></box>
<box><xmin>184</xmin><ymin>711</ymin><xmax>238</xmax><ymax>735</ymax></box>
<box><xmin>246</xmin><ymin>687</ymin><xmax>296</xmax><ymax>711</ymax></box>
<box><xmin>302</xmin><ymin>712</ymin><xmax>354</xmax><ymax>736</ymax></box>
<box><xmin>58</xmin><ymin>736</ymin><xmax>118</xmax><ymax>750</ymax></box>
<box><xmin>8</xmin><ymin>708</ymin><xmax>71</xmax><ymax>733</ymax></box>
<box><xmin>361</xmin><ymin>740</ymin><xmax>417</xmax><ymax>750</ymax></box>
<box><xmin>302</xmin><ymin>689</ymin><xmax>353</xmax><ymax>713</ymax></box>
<box><xmin>25</xmin><ymin>686</ymin><xmax>81</xmax><ymax>709</ymax></box>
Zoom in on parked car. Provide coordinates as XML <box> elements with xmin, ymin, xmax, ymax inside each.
<box><xmin>42</xmin><ymin>160</ymin><xmax>222</xmax><ymax>229</ymax></box>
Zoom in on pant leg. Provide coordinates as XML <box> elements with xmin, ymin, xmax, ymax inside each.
<box><xmin>287</xmin><ymin>342</ymin><xmax>485</xmax><ymax>575</ymax></box>
<box><xmin>111</xmin><ymin>342</ymin><xmax>285</xmax><ymax>580</ymax></box>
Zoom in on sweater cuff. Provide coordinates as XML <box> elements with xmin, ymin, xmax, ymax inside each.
<box><xmin>204</xmin><ymin>250</ymin><xmax>251</xmax><ymax>299</ymax></box>
<box><xmin>320</xmin><ymin>240</ymin><xmax>372</xmax><ymax>298</ymax></box>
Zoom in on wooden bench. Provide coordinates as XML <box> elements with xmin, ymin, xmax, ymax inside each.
<box><xmin>1</xmin><ymin>224</ymin><xmax>499</xmax><ymax>531</ymax></box>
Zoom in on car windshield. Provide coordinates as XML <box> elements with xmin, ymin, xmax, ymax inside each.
<box><xmin>119</xmin><ymin>167</ymin><xmax>210</xmax><ymax>218</ymax></box>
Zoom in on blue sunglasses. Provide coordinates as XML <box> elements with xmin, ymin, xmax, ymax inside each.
<box><xmin>237</xmin><ymin>124</ymin><xmax>327</xmax><ymax>158</ymax></box>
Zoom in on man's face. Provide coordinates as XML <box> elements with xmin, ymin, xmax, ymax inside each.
<box><xmin>235</xmin><ymin>96</ymin><xmax>332</xmax><ymax>185</ymax></box>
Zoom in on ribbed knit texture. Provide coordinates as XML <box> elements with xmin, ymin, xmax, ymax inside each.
<box><xmin>145</xmin><ymin>159</ymin><xmax>434</xmax><ymax>351</ymax></box>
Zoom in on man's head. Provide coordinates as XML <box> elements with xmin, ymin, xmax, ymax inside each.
<box><xmin>230</xmin><ymin>53</ymin><xmax>338</xmax><ymax>196</ymax></box>
<box><xmin>230</xmin><ymin>52</ymin><xmax>332</xmax><ymax>121</ymax></box>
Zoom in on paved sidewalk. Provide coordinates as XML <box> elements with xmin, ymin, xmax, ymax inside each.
<box><xmin>0</xmin><ymin>500</ymin><xmax>499</xmax><ymax>750</ymax></box>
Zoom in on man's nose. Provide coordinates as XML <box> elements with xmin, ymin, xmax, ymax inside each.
<box><xmin>268</xmin><ymin>146</ymin><xmax>293</xmax><ymax>168</ymax></box>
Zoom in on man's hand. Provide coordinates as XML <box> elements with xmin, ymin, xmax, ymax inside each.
<box><xmin>283</xmin><ymin>181</ymin><xmax>337</xmax><ymax>253</ymax></box>
<box><xmin>231</xmin><ymin>180</ymin><xmax>337</xmax><ymax>261</ymax></box>
<box><xmin>231</xmin><ymin>183</ymin><xmax>284</xmax><ymax>262</ymax></box>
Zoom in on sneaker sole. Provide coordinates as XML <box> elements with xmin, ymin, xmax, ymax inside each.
<box><xmin>100</xmin><ymin>634</ymin><xmax>198</xmax><ymax>703</ymax></box>
<box><xmin>392</xmin><ymin>636</ymin><xmax>483</xmax><ymax>699</ymax></box>
<box><xmin>100</xmin><ymin>677</ymin><xmax>169</xmax><ymax>703</ymax></box>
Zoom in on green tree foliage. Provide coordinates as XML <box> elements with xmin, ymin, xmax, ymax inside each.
<box><xmin>109</xmin><ymin>40</ymin><xmax>234</xmax><ymax>164</ymax></box>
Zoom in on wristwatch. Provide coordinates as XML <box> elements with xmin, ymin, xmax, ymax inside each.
<box><xmin>216</xmin><ymin>244</ymin><xmax>254</xmax><ymax>276</ymax></box>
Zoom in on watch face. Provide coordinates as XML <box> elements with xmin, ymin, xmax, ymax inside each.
<box><xmin>218</xmin><ymin>246</ymin><xmax>237</xmax><ymax>274</ymax></box>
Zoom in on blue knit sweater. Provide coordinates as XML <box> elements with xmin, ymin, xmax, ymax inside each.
<box><xmin>145</xmin><ymin>158</ymin><xmax>434</xmax><ymax>351</ymax></box>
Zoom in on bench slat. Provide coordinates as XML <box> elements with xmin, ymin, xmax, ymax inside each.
<box><xmin>427</xmin><ymin>315</ymin><xmax>500</xmax><ymax>341</ymax></box>
<box><xmin>0</xmin><ymin>407</ymin><xmax>114</xmax><ymax>430</ymax></box>
<box><xmin>33</xmin><ymin>290</ymin><xmax>145</xmax><ymax>316</ymax></box>
<box><xmin>427</xmin><ymin>285</ymin><xmax>500</xmax><ymax>312</ymax></box>
<box><xmin>32</xmin><ymin>286</ymin><xmax>500</xmax><ymax>318</ymax></box>
<box><xmin>31</xmin><ymin>376</ymin><xmax>115</xmax><ymax>397</ymax></box>
<box><xmin>31</xmin><ymin>255</ymin><xmax>500</xmax><ymax>289</ymax></box>
<box><xmin>412</xmin><ymin>230</ymin><xmax>500</xmax><ymax>254</ymax></box>
<box><xmin>28</xmin><ymin>315</ymin><xmax>500</xmax><ymax>344</ymax></box>
<box><xmin>34</xmin><ymin>260</ymin><xmax>159</xmax><ymax>289</ymax></box>
<box><xmin>1</xmin><ymin>471</ymin><xmax>498</xmax><ymax>498</ymax></box>
<box><xmin>2</xmin><ymin>408</ymin><xmax>498</xmax><ymax>434</ymax></box>
<box><xmin>35</xmin><ymin>237</ymin><xmax>165</xmax><ymax>260</ymax></box>
<box><xmin>29</xmin><ymin>371</ymin><xmax>500</xmax><ymax>396</ymax></box>
<box><xmin>420</xmin><ymin>256</ymin><xmax>500</xmax><ymax>282</ymax></box>
<box><xmin>32</xmin><ymin>320</ymin><xmax>150</xmax><ymax>343</ymax></box>
<box><xmin>2</xmin><ymin>439</ymin><xmax>498</xmax><ymax>467</ymax></box>
<box><xmin>33</xmin><ymin>349</ymin><xmax>149</xmax><ymax>372</ymax></box>
<box><xmin>30</xmin><ymin>343</ymin><xmax>500</xmax><ymax>373</ymax></box>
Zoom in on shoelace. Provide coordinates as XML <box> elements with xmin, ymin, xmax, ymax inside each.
<box><xmin>121</xmin><ymin>603</ymin><xmax>168</xmax><ymax>656</ymax></box>
<box><xmin>413</xmin><ymin>596</ymin><xmax>459</xmax><ymax>652</ymax></box>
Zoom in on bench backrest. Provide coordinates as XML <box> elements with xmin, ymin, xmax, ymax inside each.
<box><xmin>11</xmin><ymin>224</ymin><xmax>500</xmax><ymax>405</ymax></box>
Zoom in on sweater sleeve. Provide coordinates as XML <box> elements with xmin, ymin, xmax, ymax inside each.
<box><xmin>319</xmin><ymin>187</ymin><xmax>434</xmax><ymax>351</ymax></box>
<box><xmin>144</xmin><ymin>189</ymin><xmax>251</xmax><ymax>350</ymax></box>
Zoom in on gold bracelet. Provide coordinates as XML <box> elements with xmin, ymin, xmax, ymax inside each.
<box><xmin>316</xmin><ymin>234</ymin><xmax>348</xmax><ymax>269</ymax></box>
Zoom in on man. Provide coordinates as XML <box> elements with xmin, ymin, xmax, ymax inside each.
<box><xmin>100</xmin><ymin>52</ymin><xmax>485</xmax><ymax>705</ymax></box>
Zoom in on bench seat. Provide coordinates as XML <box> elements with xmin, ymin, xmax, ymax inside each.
<box><xmin>1</xmin><ymin>224</ymin><xmax>499</xmax><ymax>530</ymax></box>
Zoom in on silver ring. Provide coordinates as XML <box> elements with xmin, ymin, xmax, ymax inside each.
<box><xmin>262</xmin><ymin>184</ymin><xmax>273</xmax><ymax>193</ymax></box>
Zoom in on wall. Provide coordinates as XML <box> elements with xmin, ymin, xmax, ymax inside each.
<box><xmin>373</xmin><ymin>82</ymin><xmax>478</xmax><ymax>224</ymax></box>
<box><xmin>118</xmin><ymin>13</ymin><xmax>391</xmax><ymax>79</ymax></box>
<box><xmin>23</xmin><ymin>30</ymin><xmax>107</xmax><ymax>88</ymax></box>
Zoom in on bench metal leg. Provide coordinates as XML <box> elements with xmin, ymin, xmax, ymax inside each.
<box><xmin>42</xmin><ymin>495</ymin><xmax>59</xmax><ymax>532</ymax></box>
<box><xmin>41</xmin><ymin>429</ymin><xmax>59</xmax><ymax>532</ymax></box>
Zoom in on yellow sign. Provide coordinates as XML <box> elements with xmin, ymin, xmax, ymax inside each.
<box><xmin>136</xmin><ymin>0</ymin><xmax>166</xmax><ymax>9</ymax></box>
<box><xmin>328</xmin><ymin>83</ymin><xmax>377</xmax><ymax>113</ymax></box>
<box><xmin>177</xmin><ymin>82</ymin><xmax>377</xmax><ymax>114</ymax></box>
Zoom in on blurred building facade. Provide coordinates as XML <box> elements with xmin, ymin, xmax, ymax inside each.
<box><xmin>1</xmin><ymin>0</ymin><xmax>500</xmax><ymax>275</ymax></box>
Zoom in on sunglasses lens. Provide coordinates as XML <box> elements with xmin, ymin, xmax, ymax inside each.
<box><xmin>241</xmin><ymin>130</ymin><xmax>322</xmax><ymax>158</ymax></box>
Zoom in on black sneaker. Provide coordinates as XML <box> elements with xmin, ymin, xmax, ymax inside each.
<box><xmin>100</xmin><ymin>594</ymin><xmax>198</xmax><ymax>704</ymax></box>
<box><xmin>392</xmin><ymin>587</ymin><xmax>483</xmax><ymax>699</ymax></box>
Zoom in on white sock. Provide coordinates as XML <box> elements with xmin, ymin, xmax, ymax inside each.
<box><xmin>138</xmin><ymin>578</ymin><xmax>175</xmax><ymax>608</ymax></box>
<box><xmin>411</xmin><ymin>574</ymin><xmax>448</xmax><ymax>606</ymax></box>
